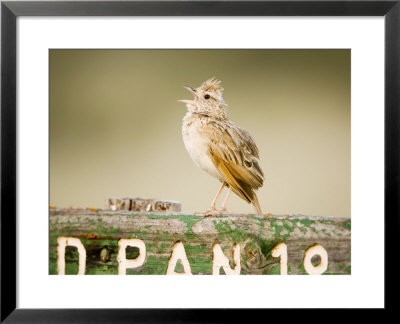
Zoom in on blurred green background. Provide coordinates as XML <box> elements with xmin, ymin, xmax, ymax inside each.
<box><xmin>50</xmin><ymin>49</ymin><xmax>350</xmax><ymax>217</ymax></box>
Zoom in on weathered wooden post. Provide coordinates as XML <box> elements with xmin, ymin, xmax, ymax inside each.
<box><xmin>49</xmin><ymin>198</ymin><xmax>350</xmax><ymax>275</ymax></box>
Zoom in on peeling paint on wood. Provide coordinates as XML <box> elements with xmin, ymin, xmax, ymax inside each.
<box><xmin>49</xmin><ymin>208</ymin><xmax>351</xmax><ymax>275</ymax></box>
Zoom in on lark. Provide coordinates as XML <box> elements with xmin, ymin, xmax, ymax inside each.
<box><xmin>179</xmin><ymin>77</ymin><xmax>264</xmax><ymax>215</ymax></box>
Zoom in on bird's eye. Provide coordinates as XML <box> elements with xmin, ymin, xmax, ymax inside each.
<box><xmin>204</xmin><ymin>94</ymin><xmax>210</xmax><ymax>99</ymax></box>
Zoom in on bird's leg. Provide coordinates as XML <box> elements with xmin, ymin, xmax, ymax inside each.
<box><xmin>201</xmin><ymin>182</ymin><xmax>226</xmax><ymax>215</ymax></box>
<box><xmin>209</xmin><ymin>182</ymin><xmax>226</xmax><ymax>210</ymax></box>
<box><xmin>219</xmin><ymin>187</ymin><xmax>232</xmax><ymax>213</ymax></box>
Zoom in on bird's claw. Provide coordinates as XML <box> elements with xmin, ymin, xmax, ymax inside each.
<box><xmin>195</xmin><ymin>207</ymin><xmax>223</xmax><ymax>216</ymax></box>
<box><xmin>194</xmin><ymin>206</ymin><xmax>232</xmax><ymax>217</ymax></box>
<box><xmin>217</xmin><ymin>207</ymin><xmax>232</xmax><ymax>215</ymax></box>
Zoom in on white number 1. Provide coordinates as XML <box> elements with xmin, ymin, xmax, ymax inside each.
<box><xmin>271</xmin><ymin>242</ymin><xmax>288</xmax><ymax>275</ymax></box>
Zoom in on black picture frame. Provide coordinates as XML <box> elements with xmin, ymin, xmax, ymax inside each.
<box><xmin>1</xmin><ymin>0</ymin><xmax>398</xmax><ymax>322</ymax></box>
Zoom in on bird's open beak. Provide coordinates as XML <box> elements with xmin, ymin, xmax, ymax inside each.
<box><xmin>178</xmin><ymin>85</ymin><xmax>198</xmax><ymax>104</ymax></box>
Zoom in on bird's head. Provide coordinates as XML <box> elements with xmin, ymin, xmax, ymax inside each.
<box><xmin>179</xmin><ymin>77</ymin><xmax>228</xmax><ymax>119</ymax></box>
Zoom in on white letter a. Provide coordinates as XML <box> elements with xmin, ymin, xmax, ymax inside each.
<box><xmin>166</xmin><ymin>241</ymin><xmax>192</xmax><ymax>275</ymax></box>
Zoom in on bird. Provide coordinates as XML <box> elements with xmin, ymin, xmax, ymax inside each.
<box><xmin>179</xmin><ymin>77</ymin><xmax>264</xmax><ymax>215</ymax></box>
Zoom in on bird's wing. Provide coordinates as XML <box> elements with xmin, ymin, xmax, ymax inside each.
<box><xmin>207</xmin><ymin>121</ymin><xmax>264</xmax><ymax>203</ymax></box>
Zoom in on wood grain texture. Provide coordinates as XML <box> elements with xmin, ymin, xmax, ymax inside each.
<box><xmin>49</xmin><ymin>208</ymin><xmax>350</xmax><ymax>275</ymax></box>
<box><xmin>105</xmin><ymin>198</ymin><xmax>181</xmax><ymax>212</ymax></box>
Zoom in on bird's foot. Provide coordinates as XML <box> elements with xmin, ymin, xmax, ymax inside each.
<box><xmin>217</xmin><ymin>207</ymin><xmax>232</xmax><ymax>215</ymax></box>
<box><xmin>195</xmin><ymin>206</ymin><xmax>224</xmax><ymax>217</ymax></box>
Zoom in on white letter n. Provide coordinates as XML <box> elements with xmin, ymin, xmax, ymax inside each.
<box><xmin>212</xmin><ymin>243</ymin><xmax>241</xmax><ymax>275</ymax></box>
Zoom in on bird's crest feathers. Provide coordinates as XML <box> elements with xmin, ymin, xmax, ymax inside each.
<box><xmin>200</xmin><ymin>77</ymin><xmax>224</xmax><ymax>94</ymax></box>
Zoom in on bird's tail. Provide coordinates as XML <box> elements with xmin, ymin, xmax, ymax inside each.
<box><xmin>252</xmin><ymin>193</ymin><xmax>262</xmax><ymax>215</ymax></box>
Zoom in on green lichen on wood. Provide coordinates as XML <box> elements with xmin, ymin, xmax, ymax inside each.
<box><xmin>212</xmin><ymin>220</ymin><xmax>248</xmax><ymax>242</ymax></box>
<box><xmin>127</xmin><ymin>255</ymin><xmax>169</xmax><ymax>275</ymax></box>
<box><xmin>188</xmin><ymin>256</ymin><xmax>213</xmax><ymax>274</ymax></box>
<box><xmin>342</xmin><ymin>220</ymin><xmax>351</xmax><ymax>230</ymax></box>
<box><xmin>297</xmin><ymin>262</ymin><xmax>307</xmax><ymax>275</ymax></box>
<box><xmin>145</xmin><ymin>214</ymin><xmax>203</xmax><ymax>232</ymax></box>
<box><xmin>268</xmin><ymin>219</ymin><xmax>294</xmax><ymax>241</ymax></box>
<box><xmin>249</xmin><ymin>215</ymin><xmax>265</xmax><ymax>227</ymax></box>
<box><xmin>184</xmin><ymin>243</ymin><xmax>209</xmax><ymax>255</ymax></box>
<box><xmin>299</xmin><ymin>219</ymin><xmax>315</xmax><ymax>227</ymax></box>
<box><xmin>266</xmin><ymin>264</ymin><xmax>280</xmax><ymax>275</ymax></box>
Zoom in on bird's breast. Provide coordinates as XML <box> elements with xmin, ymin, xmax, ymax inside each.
<box><xmin>182</xmin><ymin>118</ymin><xmax>221</xmax><ymax>180</ymax></box>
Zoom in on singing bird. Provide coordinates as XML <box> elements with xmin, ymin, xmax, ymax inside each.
<box><xmin>179</xmin><ymin>78</ymin><xmax>264</xmax><ymax>215</ymax></box>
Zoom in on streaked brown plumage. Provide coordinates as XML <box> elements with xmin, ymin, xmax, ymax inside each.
<box><xmin>179</xmin><ymin>78</ymin><xmax>264</xmax><ymax>214</ymax></box>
